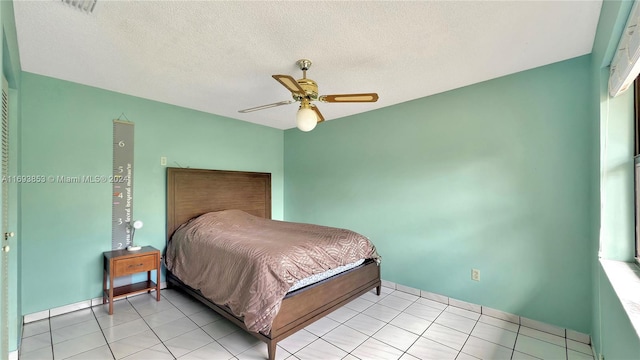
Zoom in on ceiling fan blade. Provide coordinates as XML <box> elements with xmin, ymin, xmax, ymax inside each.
<box><xmin>238</xmin><ymin>100</ymin><xmax>295</xmax><ymax>113</ymax></box>
<box><xmin>311</xmin><ymin>105</ymin><xmax>325</xmax><ymax>123</ymax></box>
<box><xmin>272</xmin><ymin>75</ymin><xmax>306</xmax><ymax>96</ymax></box>
<box><xmin>319</xmin><ymin>93</ymin><xmax>379</xmax><ymax>103</ymax></box>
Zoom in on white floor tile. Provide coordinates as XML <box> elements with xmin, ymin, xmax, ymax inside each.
<box><xmin>461</xmin><ymin>336</ymin><xmax>513</xmax><ymax>360</ymax></box>
<box><xmin>470</xmin><ymin>321</ymin><xmax>517</xmax><ymax>349</ymax></box>
<box><xmin>567</xmin><ymin>338</ymin><xmax>593</xmax><ymax>355</ymax></box>
<box><xmin>103</xmin><ymin>318</ymin><xmax>151</xmax><ymax>343</ymax></box>
<box><xmin>51</xmin><ymin>319</ymin><xmax>101</xmax><ymax>344</ymax></box>
<box><xmin>342</xmin><ymin>354</ymin><xmax>360</xmax><ymax>360</ymax></box>
<box><xmin>65</xmin><ymin>345</ymin><xmax>115</xmax><ymax>360</ymax></box>
<box><xmin>378</xmin><ymin>295</ymin><xmax>415</xmax><ymax>312</ymax></box>
<box><xmin>20</xmin><ymin>332</ymin><xmax>52</xmax><ymax>354</ymax></box>
<box><xmin>478</xmin><ymin>315</ymin><xmax>519</xmax><ymax>333</ymax></box>
<box><xmin>434</xmin><ymin>311</ymin><xmax>477</xmax><ymax>334</ymax></box>
<box><xmin>19</xmin><ymin>345</ymin><xmax>53</xmax><ymax>360</ymax></box>
<box><xmin>188</xmin><ymin>308</ymin><xmax>223</xmax><ymax>327</ymax></box>
<box><xmin>344</xmin><ymin>297</ymin><xmax>375</xmax><ymax>312</ymax></box>
<box><xmin>399</xmin><ymin>353</ymin><xmax>421</xmax><ymax>360</ymax></box>
<box><xmin>326</xmin><ymin>306</ymin><xmax>359</xmax><ymax>323</ymax></box>
<box><xmin>445</xmin><ymin>306</ymin><xmax>481</xmax><ymax>321</ymax></box>
<box><xmin>22</xmin><ymin>319</ymin><xmax>50</xmax><ymax>338</ymax></box>
<box><xmin>416</xmin><ymin>298</ymin><xmax>448</xmax><ymax>311</ymax></box>
<box><xmin>52</xmin><ymin>331</ymin><xmax>107</xmax><ymax>359</ymax></box>
<box><xmin>96</xmin><ymin>309</ymin><xmax>142</xmax><ymax>330</ymax></box>
<box><xmin>152</xmin><ymin>316</ymin><xmax>200</xmax><ymax>342</ymax></box>
<box><xmin>393</xmin><ymin>289</ymin><xmax>420</xmax><ymax>301</ymax></box>
<box><xmin>166</xmin><ymin>296</ymin><xmax>210</xmax><ymax>316</ymax></box>
<box><xmin>217</xmin><ymin>330</ymin><xmax>262</xmax><ymax>355</ymax></box>
<box><xmin>236</xmin><ymin>344</ymin><xmax>290</xmax><ymax>360</ymax></box>
<box><xmin>304</xmin><ymin>316</ymin><xmax>341</xmax><ymax>337</ymax></box>
<box><xmin>352</xmin><ymin>337</ymin><xmax>405</xmax><ymax>360</ymax></box>
<box><xmin>201</xmin><ymin>318</ymin><xmax>241</xmax><ymax>340</ymax></box>
<box><xmin>403</xmin><ymin>303</ymin><xmax>444</xmax><ymax>322</ymax></box>
<box><xmin>568</xmin><ymin>349</ymin><xmax>594</xmax><ymax>360</ymax></box>
<box><xmin>163</xmin><ymin>328</ymin><xmax>215</xmax><ymax>358</ymax></box>
<box><xmin>406</xmin><ymin>336</ymin><xmax>459</xmax><ymax>360</ymax></box>
<box><xmin>519</xmin><ymin>326</ymin><xmax>565</xmax><ymax>347</ymax></box>
<box><xmin>129</xmin><ymin>296</ymin><xmax>177</xmax><ymax>317</ymax></box>
<box><xmin>511</xmin><ymin>351</ymin><xmax>540</xmax><ymax>360</ymax></box>
<box><xmin>520</xmin><ymin>317</ymin><xmax>565</xmax><ymax>338</ymax></box>
<box><xmin>372</xmin><ymin>324</ymin><xmax>420</xmax><ymax>352</ymax></box>
<box><xmin>50</xmin><ymin>309</ymin><xmax>94</xmax><ymax>330</ymax></box>
<box><xmin>295</xmin><ymin>338</ymin><xmax>347</xmax><ymax>360</ymax></box>
<box><xmin>514</xmin><ymin>334</ymin><xmax>566</xmax><ymax>360</ymax></box>
<box><xmin>344</xmin><ymin>313</ymin><xmax>386</xmax><ymax>336</ymax></box>
<box><xmin>362</xmin><ymin>304</ymin><xmax>402</xmax><ymax>322</ymax></box>
<box><xmin>108</xmin><ymin>329</ymin><xmax>161</xmax><ymax>359</ymax></box>
<box><xmin>322</xmin><ymin>324</ymin><xmax>369</xmax><ymax>353</ymax></box>
<box><xmin>422</xmin><ymin>323</ymin><xmax>469</xmax><ymax>351</ymax></box>
<box><xmin>481</xmin><ymin>307</ymin><xmax>520</xmax><ymax>325</ymax></box>
<box><xmin>360</xmin><ymin>288</ymin><xmax>387</xmax><ymax>303</ymax></box>
<box><xmin>178</xmin><ymin>342</ymin><xmax>234</xmax><ymax>360</ymax></box>
<box><xmin>278</xmin><ymin>329</ymin><xmax>317</xmax><ymax>354</ymax></box>
<box><xmin>456</xmin><ymin>352</ymin><xmax>480</xmax><ymax>360</ymax></box>
<box><xmin>122</xmin><ymin>344</ymin><xmax>174</xmax><ymax>359</ymax></box>
<box><xmin>93</xmin><ymin>299</ymin><xmax>135</xmax><ymax>316</ymax></box>
<box><xmin>143</xmin><ymin>308</ymin><xmax>186</xmax><ymax>328</ymax></box>
<box><xmin>22</xmin><ymin>285</ymin><xmax>586</xmax><ymax>360</ymax></box>
<box><xmin>389</xmin><ymin>313</ymin><xmax>432</xmax><ymax>335</ymax></box>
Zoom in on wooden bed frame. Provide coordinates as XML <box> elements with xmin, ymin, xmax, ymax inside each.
<box><xmin>165</xmin><ymin>167</ymin><xmax>381</xmax><ymax>360</ymax></box>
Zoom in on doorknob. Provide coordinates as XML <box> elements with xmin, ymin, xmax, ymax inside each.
<box><xmin>4</xmin><ymin>232</ymin><xmax>14</xmax><ymax>240</ymax></box>
<box><xmin>2</xmin><ymin>245</ymin><xmax>9</xmax><ymax>253</ymax></box>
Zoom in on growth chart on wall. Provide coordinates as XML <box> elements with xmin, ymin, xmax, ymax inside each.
<box><xmin>111</xmin><ymin>119</ymin><xmax>134</xmax><ymax>250</ymax></box>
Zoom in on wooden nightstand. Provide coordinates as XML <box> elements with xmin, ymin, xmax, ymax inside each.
<box><xmin>103</xmin><ymin>245</ymin><xmax>161</xmax><ymax>315</ymax></box>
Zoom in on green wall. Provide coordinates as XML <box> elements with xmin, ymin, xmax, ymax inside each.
<box><xmin>284</xmin><ymin>55</ymin><xmax>593</xmax><ymax>333</ymax></box>
<box><xmin>19</xmin><ymin>72</ymin><xmax>284</xmax><ymax>315</ymax></box>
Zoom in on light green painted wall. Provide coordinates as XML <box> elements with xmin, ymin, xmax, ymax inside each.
<box><xmin>284</xmin><ymin>56</ymin><xmax>593</xmax><ymax>333</ymax></box>
<box><xmin>19</xmin><ymin>72</ymin><xmax>284</xmax><ymax>315</ymax></box>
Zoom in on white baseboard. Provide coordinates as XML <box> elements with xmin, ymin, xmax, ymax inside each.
<box><xmin>23</xmin><ymin>281</ymin><xmax>168</xmax><ymax>324</ymax></box>
<box><xmin>382</xmin><ymin>278</ymin><xmax>592</xmax><ymax>345</ymax></box>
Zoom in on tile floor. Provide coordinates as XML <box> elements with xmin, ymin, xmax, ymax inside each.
<box><xmin>19</xmin><ymin>287</ymin><xmax>594</xmax><ymax>360</ymax></box>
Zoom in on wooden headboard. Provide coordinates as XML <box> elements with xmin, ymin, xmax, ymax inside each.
<box><xmin>166</xmin><ymin>168</ymin><xmax>272</xmax><ymax>241</ymax></box>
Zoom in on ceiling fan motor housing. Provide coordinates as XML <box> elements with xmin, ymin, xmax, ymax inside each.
<box><xmin>293</xmin><ymin>78</ymin><xmax>318</xmax><ymax>101</ymax></box>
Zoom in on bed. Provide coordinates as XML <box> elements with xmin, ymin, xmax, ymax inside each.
<box><xmin>165</xmin><ymin>167</ymin><xmax>381</xmax><ymax>360</ymax></box>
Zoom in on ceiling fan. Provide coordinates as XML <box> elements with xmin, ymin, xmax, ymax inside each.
<box><xmin>238</xmin><ymin>59</ymin><xmax>379</xmax><ymax>131</ymax></box>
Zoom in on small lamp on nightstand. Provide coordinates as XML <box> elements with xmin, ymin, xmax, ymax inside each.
<box><xmin>127</xmin><ymin>220</ymin><xmax>143</xmax><ymax>251</ymax></box>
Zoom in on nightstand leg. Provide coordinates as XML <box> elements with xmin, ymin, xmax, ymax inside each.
<box><xmin>103</xmin><ymin>270</ymin><xmax>107</xmax><ymax>304</ymax></box>
<box><xmin>109</xmin><ymin>273</ymin><xmax>114</xmax><ymax>315</ymax></box>
<box><xmin>156</xmin><ymin>262</ymin><xmax>160</xmax><ymax>301</ymax></box>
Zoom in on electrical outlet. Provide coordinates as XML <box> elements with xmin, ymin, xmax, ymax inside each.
<box><xmin>160</xmin><ymin>156</ymin><xmax>167</xmax><ymax>166</ymax></box>
<box><xmin>472</xmin><ymin>269</ymin><xmax>480</xmax><ymax>281</ymax></box>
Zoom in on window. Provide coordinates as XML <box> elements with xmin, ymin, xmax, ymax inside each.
<box><xmin>635</xmin><ymin>79</ymin><xmax>640</xmax><ymax>260</ymax></box>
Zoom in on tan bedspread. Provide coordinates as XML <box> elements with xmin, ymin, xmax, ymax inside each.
<box><xmin>165</xmin><ymin>209</ymin><xmax>380</xmax><ymax>333</ymax></box>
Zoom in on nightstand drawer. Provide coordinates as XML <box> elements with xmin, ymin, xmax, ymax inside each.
<box><xmin>114</xmin><ymin>254</ymin><xmax>156</xmax><ymax>276</ymax></box>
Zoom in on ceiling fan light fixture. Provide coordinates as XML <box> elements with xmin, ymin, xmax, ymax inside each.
<box><xmin>296</xmin><ymin>107</ymin><xmax>317</xmax><ymax>132</ymax></box>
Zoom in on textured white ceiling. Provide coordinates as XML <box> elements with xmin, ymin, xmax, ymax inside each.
<box><xmin>14</xmin><ymin>0</ymin><xmax>602</xmax><ymax>130</ymax></box>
